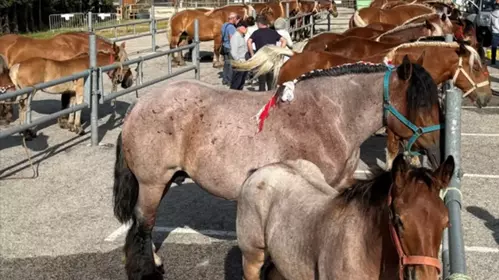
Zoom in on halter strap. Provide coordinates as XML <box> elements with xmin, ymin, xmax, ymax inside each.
<box><xmin>387</xmin><ymin>191</ymin><xmax>442</xmax><ymax>280</ymax></box>
<box><xmin>383</xmin><ymin>66</ymin><xmax>444</xmax><ymax>156</ymax></box>
<box><xmin>452</xmin><ymin>57</ymin><xmax>490</xmax><ymax>98</ymax></box>
<box><xmin>0</xmin><ymin>84</ymin><xmax>15</xmax><ymax>94</ymax></box>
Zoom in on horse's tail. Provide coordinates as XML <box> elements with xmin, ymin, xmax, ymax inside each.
<box><xmin>113</xmin><ymin>132</ymin><xmax>139</xmax><ymax>224</ymax></box>
<box><xmin>353</xmin><ymin>9</ymin><xmax>367</xmax><ymax>27</ymax></box>
<box><xmin>231</xmin><ymin>45</ymin><xmax>294</xmax><ymax>83</ymax></box>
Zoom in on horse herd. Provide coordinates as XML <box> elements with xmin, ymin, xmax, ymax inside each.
<box><xmin>112</xmin><ymin>1</ymin><xmax>492</xmax><ymax>280</ymax></box>
<box><xmin>0</xmin><ymin>0</ymin><xmax>494</xmax><ymax>279</ymax></box>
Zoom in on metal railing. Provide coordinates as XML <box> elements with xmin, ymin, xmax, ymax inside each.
<box><xmin>0</xmin><ymin>14</ymin><xmax>201</xmax><ymax>147</ymax></box>
<box><xmin>49</xmin><ymin>12</ymin><xmax>119</xmax><ymax>31</ymax></box>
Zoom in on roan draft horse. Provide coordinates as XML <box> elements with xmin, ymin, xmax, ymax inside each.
<box><xmin>113</xmin><ymin>58</ymin><xmax>442</xmax><ymax>279</ymax></box>
<box><xmin>8</xmin><ymin>43</ymin><xmax>133</xmax><ymax>138</ymax></box>
<box><xmin>238</xmin><ymin>154</ymin><xmax>455</xmax><ymax>280</ymax></box>
<box><xmin>167</xmin><ymin>5</ymin><xmax>254</xmax><ymax>68</ymax></box>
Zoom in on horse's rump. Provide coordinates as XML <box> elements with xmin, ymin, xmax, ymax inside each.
<box><xmin>168</xmin><ymin>9</ymin><xmax>221</xmax><ymax>44</ymax></box>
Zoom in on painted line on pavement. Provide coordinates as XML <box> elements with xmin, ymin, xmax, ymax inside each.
<box><xmin>105</xmin><ymin>225</ymin><xmax>499</xmax><ymax>254</ymax></box>
<box><xmin>354</xmin><ymin>170</ymin><xmax>499</xmax><ymax>179</ymax></box>
<box><xmin>461</xmin><ymin>106</ymin><xmax>499</xmax><ymax>109</ymax></box>
<box><xmin>461</xmin><ymin>133</ymin><xmax>499</xmax><ymax>137</ymax></box>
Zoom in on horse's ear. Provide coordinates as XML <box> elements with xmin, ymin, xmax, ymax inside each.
<box><xmin>396</xmin><ymin>55</ymin><xmax>413</xmax><ymax>81</ymax></box>
<box><xmin>416</xmin><ymin>50</ymin><xmax>426</xmax><ymax>65</ymax></box>
<box><xmin>391</xmin><ymin>154</ymin><xmax>408</xmax><ymax>190</ymax></box>
<box><xmin>456</xmin><ymin>42</ymin><xmax>467</xmax><ymax>56</ymax></box>
<box><xmin>432</xmin><ymin>155</ymin><xmax>455</xmax><ymax>190</ymax></box>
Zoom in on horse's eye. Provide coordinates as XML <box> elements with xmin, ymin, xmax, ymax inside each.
<box><xmin>395</xmin><ymin>214</ymin><xmax>404</xmax><ymax>228</ymax></box>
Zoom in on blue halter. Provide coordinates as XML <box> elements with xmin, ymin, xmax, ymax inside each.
<box><xmin>383</xmin><ymin>65</ymin><xmax>444</xmax><ymax>157</ymax></box>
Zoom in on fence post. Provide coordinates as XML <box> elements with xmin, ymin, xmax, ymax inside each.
<box><xmin>285</xmin><ymin>2</ymin><xmax>290</xmax><ymax>31</ymax></box>
<box><xmin>327</xmin><ymin>12</ymin><xmax>331</xmax><ymax>31</ymax></box>
<box><xmin>193</xmin><ymin>19</ymin><xmax>201</xmax><ymax>80</ymax></box>
<box><xmin>441</xmin><ymin>33</ymin><xmax>467</xmax><ymax>279</ymax></box>
<box><xmin>150</xmin><ymin>4</ymin><xmax>156</xmax><ymax>52</ymax></box>
<box><xmin>310</xmin><ymin>14</ymin><xmax>314</xmax><ymax>37</ymax></box>
<box><xmin>88</xmin><ymin>12</ymin><xmax>99</xmax><ymax>147</ymax></box>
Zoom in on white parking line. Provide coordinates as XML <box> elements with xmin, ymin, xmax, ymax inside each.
<box><xmin>105</xmin><ymin>225</ymin><xmax>499</xmax><ymax>253</ymax></box>
<box><xmin>354</xmin><ymin>170</ymin><xmax>499</xmax><ymax>179</ymax></box>
<box><xmin>462</xmin><ymin>106</ymin><xmax>499</xmax><ymax>109</ymax></box>
<box><xmin>462</xmin><ymin>133</ymin><xmax>499</xmax><ymax>137</ymax></box>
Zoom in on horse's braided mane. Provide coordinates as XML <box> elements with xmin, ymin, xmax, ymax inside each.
<box><xmin>338</xmin><ymin>165</ymin><xmax>435</xmax><ymax>210</ymax></box>
<box><xmin>391</xmin><ymin>2</ymin><xmax>436</xmax><ymax>13</ymax></box>
<box><xmin>294</xmin><ymin>62</ymin><xmax>388</xmax><ymax>84</ymax></box>
<box><xmin>402</xmin><ymin>12</ymin><xmax>438</xmax><ymax>25</ymax></box>
<box><xmin>376</xmin><ymin>22</ymin><xmax>427</xmax><ymax>40</ymax></box>
<box><xmin>384</xmin><ymin>40</ymin><xmax>481</xmax><ymax>68</ymax></box>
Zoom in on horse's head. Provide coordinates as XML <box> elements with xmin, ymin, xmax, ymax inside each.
<box><xmin>388</xmin><ymin>153</ymin><xmax>454</xmax><ymax>279</ymax></box>
<box><xmin>318</xmin><ymin>0</ymin><xmax>338</xmax><ymax>18</ymax></box>
<box><xmin>388</xmin><ymin>55</ymin><xmax>442</xmax><ymax>168</ymax></box>
<box><xmin>110</xmin><ymin>42</ymin><xmax>134</xmax><ymax>89</ymax></box>
<box><xmin>451</xmin><ymin>41</ymin><xmax>491</xmax><ymax>108</ymax></box>
<box><xmin>0</xmin><ymin>55</ymin><xmax>16</xmax><ymax>125</ymax></box>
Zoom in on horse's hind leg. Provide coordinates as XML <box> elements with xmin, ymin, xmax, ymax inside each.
<box><xmin>124</xmin><ymin>181</ymin><xmax>168</xmax><ymax>280</ymax></box>
<box><xmin>57</xmin><ymin>92</ymin><xmax>72</xmax><ymax>129</ymax></box>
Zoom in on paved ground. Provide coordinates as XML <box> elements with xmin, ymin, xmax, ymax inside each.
<box><xmin>1</xmin><ymin>32</ymin><xmax>498</xmax><ymax>280</ymax></box>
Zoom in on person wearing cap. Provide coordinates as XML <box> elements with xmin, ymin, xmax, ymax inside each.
<box><xmin>273</xmin><ymin>17</ymin><xmax>293</xmax><ymax>49</ymax></box>
<box><xmin>221</xmin><ymin>12</ymin><xmax>239</xmax><ymax>85</ymax></box>
<box><xmin>230</xmin><ymin>21</ymin><xmax>249</xmax><ymax>90</ymax></box>
<box><xmin>247</xmin><ymin>15</ymin><xmax>287</xmax><ymax>91</ymax></box>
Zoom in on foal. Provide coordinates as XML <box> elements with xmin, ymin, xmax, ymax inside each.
<box><xmin>237</xmin><ymin>154</ymin><xmax>454</xmax><ymax>280</ymax></box>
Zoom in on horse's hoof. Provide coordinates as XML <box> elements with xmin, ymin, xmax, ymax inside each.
<box><xmin>213</xmin><ymin>62</ymin><xmax>223</xmax><ymax>68</ymax></box>
<box><xmin>21</xmin><ymin>129</ymin><xmax>36</xmax><ymax>141</ymax></box>
<box><xmin>75</xmin><ymin>127</ymin><xmax>85</xmax><ymax>136</ymax></box>
<box><xmin>178</xmin><ymin>61</ymin><xmax>187</xmax><ymax>67</ymax></box>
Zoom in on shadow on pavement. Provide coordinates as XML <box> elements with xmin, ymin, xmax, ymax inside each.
<box><xmin>466</xmin><ymin>206</ymin><xmax>499</xmax><ymax>245</ymax></box>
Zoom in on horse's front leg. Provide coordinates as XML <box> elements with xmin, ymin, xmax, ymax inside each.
<box><xmin>67</xmin><ymin>94</ymin><xmax>76</xmax><ymax>131</ymax></box>
<box><xmin>17</xmin><ymin>93</ymin><xmax>36</xmax><ymax>140</ymax></box>
<box><xmin>57</xmin><ymin>92</ymin><xmax>72</xmax><ymax>129</ymax></box>
<box><xmin>71</xmin><ymin>83</ymin><xmax>85</xmax><ymax>135</ymax></box>
<box><xmin>385</xmin><ymin>128</ymin><xmax>400</xmax><ymax>170</ymax></box>
<box><xmin>213</xmin><ymin>35</ymin><xmax>224</xmax><ymax>68</ymax></box>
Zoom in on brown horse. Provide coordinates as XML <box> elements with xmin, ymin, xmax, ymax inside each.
<box><xmin>238</xmin><ymin>154</ymin><xmax>454</xmax><ymax>280</ymax></box>
<box><xmin>113</xmin><ymin>59</ymin><xmax>443</xmax><ymax>279</ymax></box>
<box><xmin>8</xmin><ymin>43</ymin><xmax>133</xmax><ymax>138</ymax></box>
<box><xmin>0</xmin><ymin>55</ymin><xmax>15</xmax><ymax>125</ymax></box>
<box><xmin>167</xmin><ymin>5</ymin><xmax>254</xmax><ymax>68</ymax></box>
<box><xmin>0</xmin><ymin>32</ymin><xmax>128</xmax><ymax>125</ymax></box>
<box><xmin>351</xmin><ymin>3</ymin><xmax>436</xmax><ymax>27</ymax></box>
<box><xmin>301</xmin><ymin>20</ymin><xmax>443</xmax><ymax>52</ymax></box>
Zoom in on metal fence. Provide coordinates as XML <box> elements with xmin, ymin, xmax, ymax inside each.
<box><xmin>49</xmin><ymin>12</ymin><xmax>120</xmax><ymax>31</ymax></box>
<box><xmin>0</xmin><ymin>13</ymin><xmax>201</xmax><ymax>147</ymax></box>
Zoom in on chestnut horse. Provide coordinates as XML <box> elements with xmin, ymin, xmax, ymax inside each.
<box><xmin>167</xmin><ymin>5</ymin><xmax>254</xmax><ymax>68</ymax></box>
<box><xmin>238</xmin><ymin>154</ymin><xmax>454</xmax><ymax>280</ymax></box>
<box><xmin>113</xmin><ymin>59</ymin><xmax>441</xmax><ymax>279</ymax></box>
<box><xmin>0</xmin><ymin>55</ymin><xmax>15</xmax><ymax>125</ymax></box>
<box><xmin>351</xmin><ymin>3</ymin><xmax>436</xmax><ymax>27</ymax></box>
<box><xmin>301</xmin><ymin>19</ymin><xmax>444</xmax><ymax>52</ymax></box>
<box><xmin>8</xmin><ymin>43</ymin><xmax>133</xmax><ymax>138</ymax></box>
<box><xmin>0</xmin><ymin>32</ymin><xmax>128</xmax><ymax>125</ymax></box>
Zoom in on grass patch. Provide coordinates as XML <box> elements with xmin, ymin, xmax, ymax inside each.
<box><xmin>22</xmin><ymin>19</ymin><xmax>168</xmax><ymax>39</ymax></box>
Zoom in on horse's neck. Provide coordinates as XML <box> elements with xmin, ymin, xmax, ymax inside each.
<box><xmin>321</xmin><ymin>205</ymin><xmax>398</xmax><ymax>279</ymax></box>
<box><xmin>302</xmin><ymin>73</ymin><xmax>386</xmax><ymax>147</ymax></box>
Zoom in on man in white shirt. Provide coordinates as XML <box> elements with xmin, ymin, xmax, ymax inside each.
<box><xmin>230</xmin><ymin>21</ymin><xmax>249</xmax><ymax>90</ymax></box>
<box><xmin>490</xmin><ymin>4</ymin><xmax>499</xmax><ymax>64</ymax></box>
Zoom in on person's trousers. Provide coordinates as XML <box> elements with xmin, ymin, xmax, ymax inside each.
<box><xmin>492</xmin><ymin>33</ymin><xmax>499</xmax><ymax>64</ymax></box>
<box><xmin>258</xmin><ymin>73</ymin><xmax>274</xmax><ymax>91</ymax></box>
<box><xmin>222</xmin><ymin>47</ymin><xmax>233</xmax><ymax>84</ymax></box>
<box><xmin>230</xmin><ymin>69</ymin><xmax>248</xmax><ymax>90</ymax></box>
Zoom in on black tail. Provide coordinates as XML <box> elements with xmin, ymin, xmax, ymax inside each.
<box><xmin>113</xmin><ymin>132</ymin><xmax>139</xmax><ymax>223</ymax></box>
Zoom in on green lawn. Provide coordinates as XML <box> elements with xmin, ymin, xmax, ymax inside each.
<box><xmin>23</xmin><ymin>20</ymin><xmax>168</xmax><ymax>39</ymax></box>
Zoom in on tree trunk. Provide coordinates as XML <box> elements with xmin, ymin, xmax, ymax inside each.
<box><xmin>2</xmin><ymin>10</ymin><xmax>10</xmax><ymax>34</ymax></box>
<box><xmin>11</xmin><ymin>4</ymin><xmax>19</xmax><ymax>33</ymax></box>
<box><xmin>23</xmin><ymin>3</ymin><xmax>30</xmax><ymax>33</ymax></box>
<box><xmin>29</xmin><ymin>3</ymin><xmax>36</xmax><ymax>32</ymax></box>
